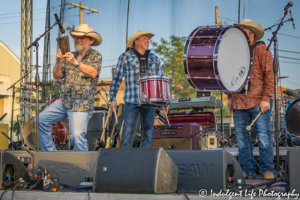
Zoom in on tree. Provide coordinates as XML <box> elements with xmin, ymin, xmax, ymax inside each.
<box><xmin>151</xmin><ymin>35</ymin><xmax>196</xmax><ymax>98</ymax></box>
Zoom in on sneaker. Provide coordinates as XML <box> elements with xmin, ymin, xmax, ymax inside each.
<box><xmin>243</xmin><ymin>173</ymin><xmax>256</xmax><ymax>179</ymax></box>
<box><xmin>263</xmin><ymin>172</ymin><xmax>274</xmax><ymax>180</ymax></box>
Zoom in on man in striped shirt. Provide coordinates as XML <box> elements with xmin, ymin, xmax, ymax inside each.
<box><xmin>109</xmin><ymin>30</ymin><xmax>167</xmax><ymax>148</ymax></box>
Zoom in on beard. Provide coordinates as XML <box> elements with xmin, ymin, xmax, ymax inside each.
<box><xmin>75</xmin><ymin>40</ymin><xmax>90</xmax><ymax>53</ymax></box>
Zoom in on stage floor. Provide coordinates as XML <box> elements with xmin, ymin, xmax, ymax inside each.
<box><xmin>0</xmin><ymin>178</ymin><xmax>292</xmax><ymax>200</ymax></box>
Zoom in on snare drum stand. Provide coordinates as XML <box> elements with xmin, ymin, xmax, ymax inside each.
<box><xmin>265</xmin><ymin>6</ymin><xmax>295</xmax><ymax>181</ymax></box>
<box><xmin>27</xmin><ymin>21</ymin><xmax>59</xmax><ymax>151</ymax></box>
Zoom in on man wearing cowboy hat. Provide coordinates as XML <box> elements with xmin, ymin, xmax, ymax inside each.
<box><xmin>109</xmin><ymin>30</ymin><xmax>167</xmax><ymax>148</ymax></box>
<box><xmin>227</xmin><ymin>19</ymin><xmax>275</xmax><ymax>180</ymax></box>
<box><xmin>34</xmin><ymin>24</ymin><xmax>102</xmax><ymax>151</ymax></box>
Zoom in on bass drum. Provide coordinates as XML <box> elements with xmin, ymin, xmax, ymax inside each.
<box><xmin>284</xmin><ymin>98</ymin><xmax>300</xmax><ymax>143</ymax></box>
<box><xmin>184</xmin><ymin>25</ymin><xmax>253</xmax><ymax>93</ymax></box>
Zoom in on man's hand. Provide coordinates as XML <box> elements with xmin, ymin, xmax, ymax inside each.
<box><xmin>63</xmin><ymin>52</ymin><xmax>77</xmax><ymax>66</ymax></box>
<box><xmin>56</xmin><ymin>49</ymin><xmax>63</xmax><ymax>63</ymax></box>
<box><xmin>228</xmin><ymin>98</ymin><xmax>233</xmax><ymax>110</ymax></box>
<box><xmin>258</xmin><ymin>101</ymin><xmax>270</xmax><ymax>113</ymax></box>
<box><xmin>111</xmin><ymin>101</ymin><xmax>117</xmax><ymax>112</ymax></box>
<box><xmin>162</xmin><ymin>106</ymin><xmax>169</xmax><ymax>114</ymax></box>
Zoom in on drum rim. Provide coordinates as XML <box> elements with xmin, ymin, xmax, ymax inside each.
<box><xmin>284</xmin><ymin>98</ymin><xmax>300</xmax><ymax>142</ymax></box>
<box><xmin>213</xmin><ymin>25</ymin><xmax>253</xmax><ymax>93</ymax></box>
<box><xmin>139</xmin><ymin>75</ymin><xmax>170</xmax><ymax>81</ymax></box>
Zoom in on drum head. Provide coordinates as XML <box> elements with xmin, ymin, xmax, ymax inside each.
<box><xmin>285</xmin><ymin>99</ymin><xmax>300</xmax><ymax>141</ymax></box>
<box><xmin>23</xmin><ymin>117</ymin><xmax>38</xmax><ymax>150</ymax></box>
<box><xmin>215</xmin><ymin>26</ymin><xmax>251</xmax><ymax>92</ymax></box>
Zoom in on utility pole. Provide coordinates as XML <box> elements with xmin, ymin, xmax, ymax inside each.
<box><xmin>215</xmin><ymin>6</ymin><xmax>219</xmax><ymax>26</ymax></box>
<box><xmin>67</xmin><ymin>2</ymin><xmax>99</xmax><ymax>25</ymax></box>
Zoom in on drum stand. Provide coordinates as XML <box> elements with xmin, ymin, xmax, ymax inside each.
<box><xmin>265</xmin><ymin>6</ymin><xmax>295</xmax><ymax>181</ymax></box>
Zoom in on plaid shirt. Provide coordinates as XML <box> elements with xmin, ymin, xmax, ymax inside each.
<box><xmin>109</xmin><ymin>49</ymin><xmax>164</xmax><ymax>104</ymax></box>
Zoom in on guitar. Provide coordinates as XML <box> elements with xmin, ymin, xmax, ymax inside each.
<box><xmin>105</xmin><ymin>105</ymin><xmax>122</xmax><ymax>148</ymax></box>
<box><xmin>94</xmin><ymin>106</ymin><xmax>112</xmax><ymax>151</ymax></box>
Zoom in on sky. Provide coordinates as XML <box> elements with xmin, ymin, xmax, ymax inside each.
<box><xmin>0</xmin><ymin>0</ymin><xmax>300</xmax><ymax>90</ymax></box>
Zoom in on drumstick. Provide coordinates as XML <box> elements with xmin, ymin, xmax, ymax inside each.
<box><xmin>164</xmin><ymin>110</ymin><xmax>171</xmax><ymax>127</ymax></box>
<box><xmin>246</xmin><ymin>112</ymin><xmax>262</xmax><ymax>131</ymax></box>
<box><xmin>114</xmin><ymin>110</ymin><xmax>118</xmax><ymax>124</ymax></box>
<box><xmin>230</xmin><ymin>109</ymin><xmax>234</xmax><ymax>128</ymax></box>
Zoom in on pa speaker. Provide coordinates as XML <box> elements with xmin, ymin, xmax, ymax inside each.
<box><xmin>166</xmin><ymin>150</ymin><xmax>245</xmax><ymax>192</ymax></box>
<box><xmin>33</xmin><ymin>152</ymin><xmax>98</xmax><ymax>187</ymax></box>
<box><xmin>93</xmin><ymin>148</ymin><xmax>178</xmax><ymax>194</ymax></box>
<box><xmin>286</xmin><ymin>149</ymin><xmax>300</xmax><ymax>192</ymax></box>
<box><xmin>0</xmin><ymin>151</ymin><xmax>30</xmax><ymax>189</ymax></box>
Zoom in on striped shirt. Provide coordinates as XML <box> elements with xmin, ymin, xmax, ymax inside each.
<box><xmin>109</xmin><ymin>49</ymin><xmax>164</xmax><ymax>104</ymax></box>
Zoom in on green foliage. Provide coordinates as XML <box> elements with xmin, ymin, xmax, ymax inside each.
<box><xmin>151</xmin><ymin>35</ymin><xmax>196</xmax><ymax>98</ymax></box>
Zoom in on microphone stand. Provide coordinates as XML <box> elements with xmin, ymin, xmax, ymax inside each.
<box><xmin>265</xmin><ymin>8</ymin><xmax>293</xmax><ymax>181</ymax></box>
<box><xmin>26</xmin><ymin>21</ymin><xmax>58</xmax><ymax>151</ymax></box>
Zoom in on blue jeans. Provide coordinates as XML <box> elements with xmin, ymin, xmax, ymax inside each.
<box><xmin>233</xmin><ymin>99</ymin><xmax>274</xmax><ymax>175</ymax></box>
<box><xmin>120</xmin><ymin>101</ymin><xmax>156</xmax><ymax>148</ymax></box>
<box><xmin>34</xmin><ymin>99</ymin><xmax>93</xmax><ymax>151</ymax></box>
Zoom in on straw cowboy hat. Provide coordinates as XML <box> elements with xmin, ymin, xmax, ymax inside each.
<box><xmin>234</xmin><ymin>18</ymin><xmax>264</xmax><ymax>41</ymax></box>
<box><xmin>126</xmin><ymin>30</ymin><xmax>154</xmax><ymax>48</ymax></box>
<box><xmin>70</xmin><ymin>24</ymin><xmax>102</xmax><ymax>46</ymax></box>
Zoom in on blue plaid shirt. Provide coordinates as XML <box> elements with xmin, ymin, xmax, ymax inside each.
<box><xmin>109</xmin><ymin>49</ymin><xmax>164</xmax><ymax>104</ymax></box>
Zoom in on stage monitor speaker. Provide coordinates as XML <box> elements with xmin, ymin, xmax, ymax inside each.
<box><xmin>166</xmin><ymin>150</ymin><xmax>245</xmax><ymax>192</ymax></box>
<box><xmin>0</xmin><ymin>151</ymin><xmax>30</xmax><ymax>189</ymax></box>
<box><xmin>286</xmin><ymin>149</ymin><xmax>300</xmax><ymax>193</ymax></box>
<box><xmin>93</xmin><ymin>148</ymin><xmax>178</xmax><ymax>194</ymax></box>
<box><xmin>33</xmin><ymin>152</ymin><xmax>98</xmax><ymax>187</ymax></box>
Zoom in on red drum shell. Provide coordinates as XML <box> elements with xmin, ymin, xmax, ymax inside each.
<box><xmin>51</xmin><ymin>121</ymin><xmax>68</xmax><ymax>146</ymax></box>
<box><xmin>139</xmin><ymin>76</ymin><xmax>171</xmax><ymax>106</ymax></box>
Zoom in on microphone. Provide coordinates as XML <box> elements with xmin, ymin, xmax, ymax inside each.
<box><xmin>54</xmin><ymin>13</ymin><xmax>65</xmax><ymax>34</ymax></box>
<box><xmin>284</xmin><ymin>1</ymin><xmax>293</xmax><ymax>10</ymax></box>
<box><xmin>290</xmin><ymin>10</ymin><xmax>296</xmax><ymax>29</ymax></box>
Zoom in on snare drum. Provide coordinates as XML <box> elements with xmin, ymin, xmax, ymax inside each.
<box><xmin>138</xmin><ymin>75</ymin><xmax>171</xmax><ymax>106</ymax></box>
<box><xmin>284</xmin><ymin>98</ymin><xmax>300</xmax><ymax>143</ymax></box>
<box><xmin>184</xmin><ymin>25</ymin><xmax>253</xmax><ymax>93</ymax></box>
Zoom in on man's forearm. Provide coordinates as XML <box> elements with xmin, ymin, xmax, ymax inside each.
<box><xmin>53</xmin><ymin>62</ymin><xmax>63</xmax><ymax>80</ymax></box>
<box><xmin>77</xmin><ymin>63</ymin><xmax>98</xmax><ymax>78</ymax></box>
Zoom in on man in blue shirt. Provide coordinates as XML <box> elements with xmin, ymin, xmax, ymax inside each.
<box><xmin>109</xmin><ymin>30</ymin><xmax>167</xmax><ymax>147</ymax></box>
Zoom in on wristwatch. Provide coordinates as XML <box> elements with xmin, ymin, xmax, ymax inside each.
<box><xmin>75</xmin><ymin>61</ymin><xmax>80</xmax><ymax>68</ymax></box>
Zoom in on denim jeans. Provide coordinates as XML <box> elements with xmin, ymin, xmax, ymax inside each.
<box><xmin>120</xmin><ymin>101</ymin><xmax>156</xmax><ymax>148</ymax></box>
<box><xmin>233</xmin><ymin>99</ymin><xmax>274</xmax><ymax>175</ymax></box>
<box><xmin>34</xmin><ymin>99</ymin><xmax>93</xmax><ymax>151</ymax></box>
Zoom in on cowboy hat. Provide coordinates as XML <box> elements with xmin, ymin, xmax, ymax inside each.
<box><xmin>70</xmin><ymin>24</ymin><xmax>102</xmax><ymax>46</ymax></box>
<box><xmin>234</xmin><ymin>19</ymin><xmax>264</xmax><ymax>41</ymax></box>
<box><xmin>126</xmin><ymin>30</ymin><xmax>154</xmax><ymax>48</ymax></box>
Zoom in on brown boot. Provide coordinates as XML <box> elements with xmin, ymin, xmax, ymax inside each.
<box><xmin>264</xmin><ymin>172</ymin><xmax>274</xmax><ymax>180</ymax></box>
<box><xmin>243</xmin><ymin>174</ymin><xmax>256</xmax><ymax>179</ymax></box>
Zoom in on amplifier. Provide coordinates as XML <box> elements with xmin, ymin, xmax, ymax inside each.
<box><xmin>152</xmin><ymin>124</ymin><xmax>200</xmax><ymax>150</ymax></box>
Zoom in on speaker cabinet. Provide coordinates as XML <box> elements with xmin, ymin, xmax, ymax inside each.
<box><xmin>33</xmin><ymin>152</ymin><xmax>98</xmax><ymax>187</ymax></box>
<box><xmin>166</xmin><ymin>150</ymin><xmax>245</xmax><ymax>192</ymax></box>
<box><xmin>0</xmin><ymin>151</ymin><xmax>30</xmax><ymax>189</ymax></box>
<box><xmin>152</xmin><ymin>124</ymin><xmax>200</xmax><ymax>150</ymax></box>
<box><xmin>152</xmin><ymin>137</ymin><xmax>197</xmax><ymax>150</ymax></box>
<box><xmin>286</xmin><ymin>149</ymin><xmax>300</xmax><ymax>193</ymax></box>
<box><xmin>93</xmin><ymin>148</ymin><xmax>178</xmax><ymax>194</ymax></box>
